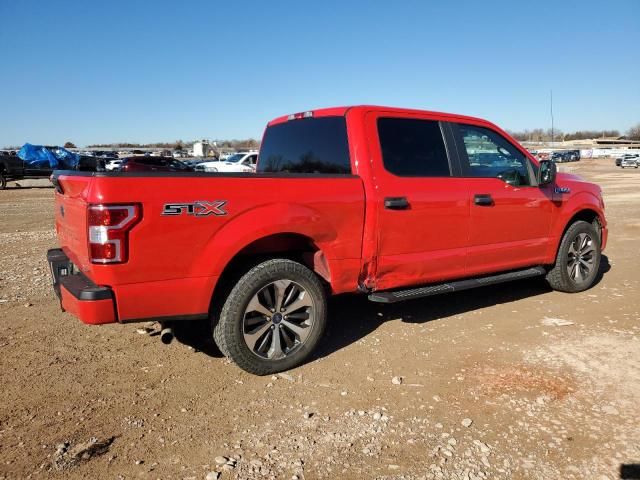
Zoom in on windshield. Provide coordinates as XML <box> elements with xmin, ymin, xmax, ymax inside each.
<box><xmin>226</xmin><ymin>154</ymin><xmax>245</xmax><ymax>163</ymax></box>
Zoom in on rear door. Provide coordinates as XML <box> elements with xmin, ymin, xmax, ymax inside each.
<box><xmin>366</xmin><ymin>113</ymin><xmax>470</xmax><ymax>290</ymax></box>
<box><xmin>450</xmin><ymin>122</ymin><xmax>553</xmax><ymax>275</ymax></box>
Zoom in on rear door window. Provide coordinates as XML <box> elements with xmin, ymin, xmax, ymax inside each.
<box><xmin>258</xmin><ymin>117</ymin><xmax>351</xmax><ymax>174</ymax></box>
<box><xmin>377</xmin><ymin>118</ymin><xmax>451</xmax><ymax>177</ymax></box>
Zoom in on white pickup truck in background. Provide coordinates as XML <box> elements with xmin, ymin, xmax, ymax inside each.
<box><xmin>195</xmin><ymin>151</ymin><xmax>258</xmax><ymax>173</ymax></box>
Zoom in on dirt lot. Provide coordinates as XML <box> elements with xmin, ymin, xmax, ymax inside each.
<box><xmin>1</xmin><ymin>158</ymin><xmax>639</xmax><ymax>480</ymax></box>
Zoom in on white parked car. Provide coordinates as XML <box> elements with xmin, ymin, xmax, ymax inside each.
<box><xmin>195</xmin><ymin>152</ymin><xmax>258</xmax><ymax>173</ymax></box>
<box><xmin>621</xmin><ymin>157</ymin><xmax>639</xmax><ymax>169</ymax></box>
<box><xmin>105</xmin><ymin>159</ymin><xmax>123</xmax><ymax>171</ymax></box>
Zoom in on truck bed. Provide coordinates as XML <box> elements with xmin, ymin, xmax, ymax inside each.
<box><xmin>52</xmin><ymin>170</ymin><xmax>366</xmax><ymax>322</ymax></box>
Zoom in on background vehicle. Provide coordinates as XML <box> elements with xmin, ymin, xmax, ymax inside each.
<box><xmin>119</xmin><ymin>156</ymin><xmax>193</xmax><ymax>172</ymax></box>
<box><xmin>616</xmin><ymin>153</ymin><xmax>639</xmax><ymax>167</ymax></box>
<box><xmin>183</xmin><ymin>159</ymin><xmax>207</xmax><ymax>168</ymax></box>
<box><xmin>77</xmin><ymin>155</ymin><xmax>105</xmax><ymax>172</ymax></box>
<box><xmin>1</xmin><ymin>146</ymin><xmax>94</xmax><ymax>189</ymax></box>
<box><xmin>621</xmin><ymin>157</ymin><xmax>639</xmax><ymax>168</ymax></box>
<box><xmin>567</xmin><ymin>150</ymin><xmax>580</xmax><ymax>161</ymax></box>
<box><xmin>98</xmin><ymin>151</ymin><xmax>119</xmax><ymax>159</ymax></box>
<box><xmin>551</xmin><ymin>150</ymin><xmax>580</xmax><ymax>163</ymax></box>
<box><xmin>105</xmin><ymin>159</ymin><xmax>123</xmax><ymax>171</ymax></box>
<box><xmin>195</xmin><ymin>151</ymin><xmax>258</xmax><ymax>172</ymax></box>
<box><xmin>48</xmin><ymin>106</ymin><xmax>607</xmax><ymax>375</ymax></box>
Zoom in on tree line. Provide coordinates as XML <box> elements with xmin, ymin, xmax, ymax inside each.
<box><xmin>508</xmin><ymin>124</ymin><xmax>640</xmax><ymax>142</ymax></box>
<box><xmin>84</xmin><ymin>139</ymin><xmax>260</xmax><ymax>150</ymax></box>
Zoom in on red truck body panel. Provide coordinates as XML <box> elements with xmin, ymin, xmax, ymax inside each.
<box><xmin>50</xmin><ymin>105</ymin><xmax>607</xmax><ymax>326</ymax></box>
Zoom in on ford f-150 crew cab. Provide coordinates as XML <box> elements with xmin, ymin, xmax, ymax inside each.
<box><xmin>47</xmin><ymin>106</ymin><xmax>607</xmax><ymax>375</ymax></box>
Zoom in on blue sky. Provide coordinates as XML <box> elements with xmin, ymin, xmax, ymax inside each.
<box><xmin>1</xmin><ymin>0</ymin><xmax>638</xmax><ymax>147</ymax></box>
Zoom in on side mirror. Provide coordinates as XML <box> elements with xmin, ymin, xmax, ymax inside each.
<box><xmin>538</xmin><ymin>160</ymin><xmax>556</xmax><ymax>186</ymax></box>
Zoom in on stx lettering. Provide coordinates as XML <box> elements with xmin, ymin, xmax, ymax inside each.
<box><xmin>162</xmin><ymin>201</ymin><xmax>227</xmax><ymax>217</ymax></box>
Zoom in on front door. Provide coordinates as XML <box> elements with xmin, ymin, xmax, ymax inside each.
<box><xmin>451</xmin><ymin>122</ymin><xmax>554</xmax><ymax>276</ymax></box>
<box><xmin>367</xmin><ymin>113</ymin><xmax>470</xmax><ymax>291</ymax></box>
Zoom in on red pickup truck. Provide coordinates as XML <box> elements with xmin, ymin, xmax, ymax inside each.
<box><xmin>48</xmin><ymin>106</ymin><xmax>607</xmax><ymax>374</ymax></box>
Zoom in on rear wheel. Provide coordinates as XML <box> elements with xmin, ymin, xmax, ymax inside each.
<box><xmin>0</xmin><ymin>174</ymin><xmax>6</xmax><ymax>190</ymax></box>
<box><xmin>546</xmin><ymin>220</ymin><xmax>601</xmax><ymax>293</ymax></box>
<box><xmin>213</xmin><ymin>259</ymin><xmax>327</xmax><ymax>375</ymax></box>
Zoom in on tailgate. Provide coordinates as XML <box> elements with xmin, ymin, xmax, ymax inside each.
<box><xmin>52</xmin><ymin>172</ymin><xmax>93</xmax><ymax>271</ymax></box>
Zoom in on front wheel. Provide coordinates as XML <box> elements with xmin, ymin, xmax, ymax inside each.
<box><xmin>546</xmin><ymin>220</ymin><xmax>601</xmax><ymax>293</ymax></box>
<box><xmin>213</xmin><ymin>259</ymin><xmax>327</xmax><ymax>375</ymax></box>
<box><xmin>0</xmin><ymin>174</ymin><xmax>6</xmax><ymax>190</ymax></box>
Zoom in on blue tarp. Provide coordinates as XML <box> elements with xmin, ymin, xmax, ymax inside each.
<box><xmin>17</xmin><ymin>143</ymin><xmax>80</xmax><ymax>169</ymax></box>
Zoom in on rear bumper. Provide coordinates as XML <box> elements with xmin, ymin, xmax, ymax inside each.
<box><xmin>47</xmin><ymin>248</ymin><xmax>117</xmax><ymax>325</ymax></box>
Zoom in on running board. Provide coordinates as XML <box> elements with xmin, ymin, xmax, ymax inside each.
<box><xmin>368</xmin><ymin>266</ymin><xmax>547</xmax><ymax>303</ymax></box>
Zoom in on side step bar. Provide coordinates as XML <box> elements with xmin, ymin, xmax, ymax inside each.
<box><xmin>368</xmin><ymin>266</ymin><xmax>547</xmax><ymax>303</ymax></box>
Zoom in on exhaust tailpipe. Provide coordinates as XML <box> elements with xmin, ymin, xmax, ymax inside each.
<box><xmin>160</xmin><ymin>326</ymin><xmax>174</xmax><ymax>345</ymax></box>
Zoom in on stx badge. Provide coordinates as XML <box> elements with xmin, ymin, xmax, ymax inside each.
<box><xmin>162</xmin><ymin>201</ymin><xmax>228</xmax><ymax>217</ymax></box>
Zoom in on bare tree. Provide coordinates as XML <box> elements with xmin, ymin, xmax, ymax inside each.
<box><xmin>64</xmin><ymin>141</ymin><xmax>77</xmax><ymax>149</ymax></box>
<box><xmin>626</xmin><ymin>124</ymin><xmax>640</xmax><ymax>140</ymax></box>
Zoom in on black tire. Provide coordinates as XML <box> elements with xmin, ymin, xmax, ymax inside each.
<box><xmin>213</xmin><ymin>259</ymin><xmax>327</xmax><ymax>375</ymax></box>
<box><xmin>0</xmin><ymin>174</ymin><xmax>6</xmax><ymax>190</ymax></box>
<box><xmin>546</xmin><ymin>220</ymin><xmax>601</xmax><ymax>293</ymax></box>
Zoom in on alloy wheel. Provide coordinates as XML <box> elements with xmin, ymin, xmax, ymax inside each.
<box><xmin>566</xmin><ymin>232</ymin><xmax>596</xmax><ymax>283</ymax></box>
<box><xmin>242</xmin><ymin>280</ymin><xmax>315</xmax><ymax>360</ymax></box>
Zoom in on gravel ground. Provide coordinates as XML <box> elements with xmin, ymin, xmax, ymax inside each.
<box><xmin>0</xmin><ymin>159</ymin><xmax>639</xmax><ymax>480</ymax></box>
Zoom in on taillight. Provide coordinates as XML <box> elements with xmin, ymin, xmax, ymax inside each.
<box><xmin>87</xmin><ymin>204</ymin><xmax>141</xmax><ymax>264</ymax></box>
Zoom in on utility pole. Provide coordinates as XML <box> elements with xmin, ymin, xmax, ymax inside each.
<box><xmin>550</xmin><ymin>89</ymin><xmax>554</xmax><ymax>145</ymax></box>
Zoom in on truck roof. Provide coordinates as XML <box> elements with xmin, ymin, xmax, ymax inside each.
<box><xmin>268</xmin><ymin>105</ymin><xmax>493</xmax><ymax>128</ymax></box>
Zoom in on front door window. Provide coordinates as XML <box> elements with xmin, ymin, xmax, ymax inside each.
<box><xmin>458</xmin><ymin>124</ymin><xmax>533</xmax><ymax>186</ymax></box>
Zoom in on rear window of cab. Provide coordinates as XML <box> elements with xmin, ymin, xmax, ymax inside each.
<box><xmin>258</xmin><ymin>117</ymin><xmax>351</xmax><ymax>174</ymax></box>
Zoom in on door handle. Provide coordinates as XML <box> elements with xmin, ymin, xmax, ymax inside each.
<box><xmin>474</xmin><ymin>194</ymin><xmax>494</xmax><ymax>206</ymax></box>
<box><xmin>384</xmin><ymin>197</ymin><xmax>410</xmax><ymax>210</ymax></box>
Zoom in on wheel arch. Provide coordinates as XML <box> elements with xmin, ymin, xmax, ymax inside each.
<box><xmin>547</xmin><ymin>205</ymin><xmax>605</xmax><ymax>263</ymax></box>
<box><xmin>561</xmin><ymin>208</ymin><xmax>603</xmax><ymax>242</ymax></box>
<box><xmin>207</xmin><ymin>232</ymin><xmax>331</xmax><ymax>320</ymax></box>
